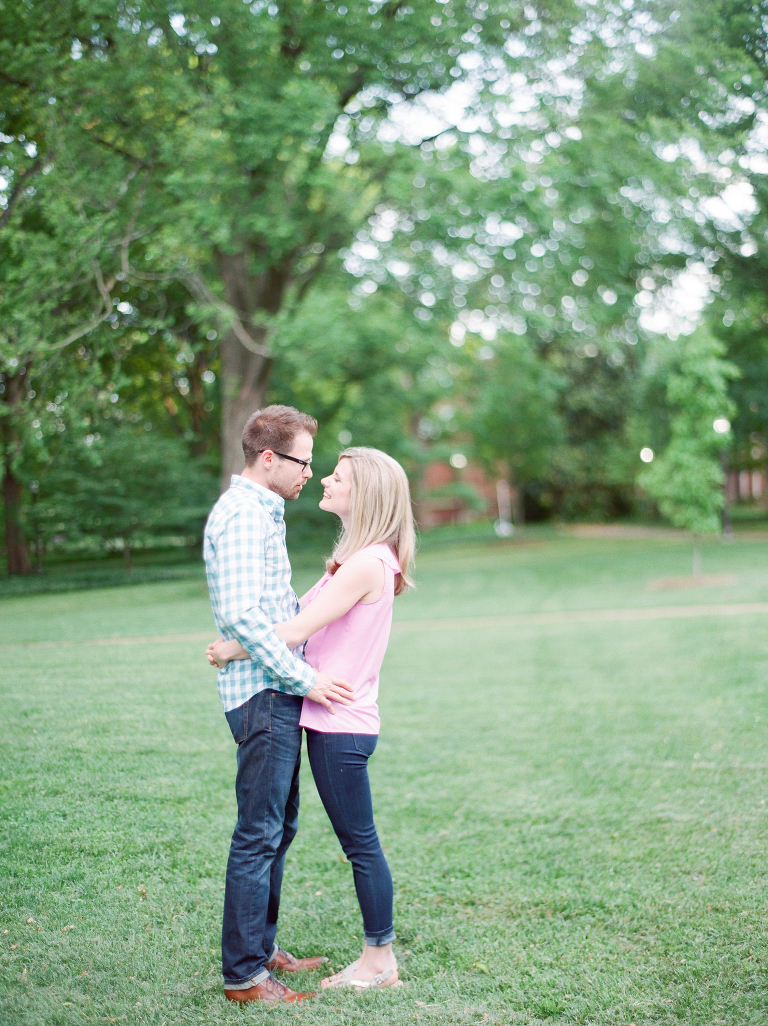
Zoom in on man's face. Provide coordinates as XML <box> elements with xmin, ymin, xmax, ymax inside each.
<box><xmin>266</xmin><ymin>430</ymin><xmax>314</xmax><ymax>501</ymax></box>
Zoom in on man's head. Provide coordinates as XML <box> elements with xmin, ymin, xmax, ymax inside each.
<box><xmin>241</xmin><ymin>405</ymin><xmax>318</xmax><ymax>501</ymax></box>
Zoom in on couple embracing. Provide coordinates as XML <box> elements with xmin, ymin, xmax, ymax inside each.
<box><xmin>203</xmin><ymin>404</ymin><xmax>414</xmax><ymax>1004</ymax></box>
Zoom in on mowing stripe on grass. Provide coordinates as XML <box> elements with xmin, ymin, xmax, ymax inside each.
<box><xmin>0</xmin><ymin>631</ymin><xmax>215</xmax><ymax>650</ymax></box>
<box><xmin>390</xmin><ymin>600</ymin><xmax>768</xmax><ymax>632</ymax></box>
<box><xmin>3</xmin><ymin>600</ymin><xmax>768</xmax><ymax>650</ymax></box>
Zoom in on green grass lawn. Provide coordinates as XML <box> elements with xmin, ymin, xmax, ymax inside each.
<box><xmin>1</xmin><ymin>534</ymin><xmax>767</xmax><ymax>1025</ymax></box>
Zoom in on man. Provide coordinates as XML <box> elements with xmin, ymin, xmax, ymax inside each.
<box><xmin>204</xmin><ymin>404</ymin><xmax>353</xmax><ymax>1004</ymax></box>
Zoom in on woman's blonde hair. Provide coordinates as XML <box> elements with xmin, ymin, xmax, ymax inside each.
<box><xmin>326</xmin><ymin>447</ymin><xmax>415</xmax><ymax>595</ymax></box>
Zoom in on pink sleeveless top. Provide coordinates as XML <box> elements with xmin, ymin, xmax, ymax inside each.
<box><xmin>298</xmin><ymin>543</ymin><xmax>401</xmax><ymax>735</ymax></box>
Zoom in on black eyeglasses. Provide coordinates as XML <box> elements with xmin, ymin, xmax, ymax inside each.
<box><xmin>258</xmin><ymin>449</ymin><xmax>313</xmax><ymax>471</ymax></box>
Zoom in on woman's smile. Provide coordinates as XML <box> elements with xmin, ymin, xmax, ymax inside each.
<box><xmin>319</xmin><ymin>459</ymin><xmax>353</xmax><ymax>521</ymax></box>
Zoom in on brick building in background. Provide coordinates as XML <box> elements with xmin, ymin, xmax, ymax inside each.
<box><xmin>414</xmin><ymin>463</ymin><xmax>768</xmax><ymax>531</ymax></box>
<box><xmin>414</xmin><ymin>460</ymin><xmax>518</xmax><ymax>530</ymax></box>
<box><xmin>726</xmin><ymin>469</ymin><xmax>768</xmax><ymax>507</ymax></box>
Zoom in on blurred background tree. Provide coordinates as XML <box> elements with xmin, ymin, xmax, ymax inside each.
<box><xmin>468</xmin><ymin>335</ymin><xmax>564</xmax><ymax>525</ymax></box>
<box><xmin>33</xmin><ymin>426</ymin><xmax>216</xmax><ymax>572</ymax></box>
<box><xmin>2</xmin><ymin>0</ymin><xmax>768</xmax><ymax>575</ymax></box>
<box><xmin>639</xmin><ymin>328</ymin><xmax>738</xmax><ymax>571</ymax></box>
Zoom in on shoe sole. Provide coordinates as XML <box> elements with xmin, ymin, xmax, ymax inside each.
<box><xmin>225</xmin><ymin>991</ymin><xmax>314</xmax><ymax>1003</ymax></box>
<box><xmin>321</xmin><ymin>977</ymin><xmax>403</xmax><ymax>991</ymax></box>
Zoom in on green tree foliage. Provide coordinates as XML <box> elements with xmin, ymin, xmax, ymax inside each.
<box><xmin>2</xmin><ymin>0</ymin><xmax>587</xmax><ymax>487</ymax></box>
<box><xmin>639</xmin><ymin>328</ymin><xmax>738</xmax><ymax>536</ymax></box>
<box><xmin>328</xmin><ymin>0</ymin><xmax>756</xmax><ymax>518</ymax></box>
<box><xmin>33</xmin><ymin>426</ymin><xmax>216</xmax><ymax>571</ymax></box>
<box><xmin>468</xmin><ymin>336</ymin><xmax>564</xmax><ymax>521</ymax></box>
<box><xmin>660</xmin><ymin>1</ymin><xmax>768</xmax><ymax>492</ymax></box>
<box><xmin>266</xmin><ymin>282</ymin><xmax>450</xmax><ymax>541</ymax></box>
<box><xmin>0</xmin><ymin>0</ymin><xmax>183</xmax><ymax>571</ymax></box>
<box><xmin>3</xmin><ymin>0</ymin><xmax>768</xmax><ymax>573</ymax></box>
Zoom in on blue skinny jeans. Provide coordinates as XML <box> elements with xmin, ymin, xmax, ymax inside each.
<box><xmin>305</xmin><ymin>730</ymin><xmax>395</xmax><ymax>946</ymax></box>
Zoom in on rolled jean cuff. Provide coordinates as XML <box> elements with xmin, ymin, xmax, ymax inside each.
<box><xmin>223</xmin><ymin>967</ymin><xmax>270</xmax><ymax>990</ymax></box>
<box><xmin>364</xmin><ymin>927</ymin><xmax>396</xmax><ymax>947</ymax></box>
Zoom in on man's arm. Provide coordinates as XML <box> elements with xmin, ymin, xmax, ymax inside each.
<box><xmin>213</xmin><ymin>507</ymin><xmax>317</xmax><ymax>695</ymax></box>
<box><xmin>211</xmin><ymin>506</ymin><xmax>354</xmax><ymax>710</ymax></box>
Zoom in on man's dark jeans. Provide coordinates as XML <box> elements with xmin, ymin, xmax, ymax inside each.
<box><xmin>222</xmin><ymin>689</ymin><xmax>303</xmax><ymax>986</ymax></box>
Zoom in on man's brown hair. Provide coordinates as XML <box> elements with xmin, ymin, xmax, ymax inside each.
<box><xmin>242</xmin><ymin>405</ymin><xmax>318</xmax><ymax>466</ymax></box>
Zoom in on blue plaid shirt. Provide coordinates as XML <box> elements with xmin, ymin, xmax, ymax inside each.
<box><xmin>203</xmin><ymin>475</ymin><xmax>316</xmax><ymax>712</ymax></box>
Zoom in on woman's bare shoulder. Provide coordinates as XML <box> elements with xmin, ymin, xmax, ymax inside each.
<box><xmin>336</xmin><ymin>550</ymin><xmax>384</xmax><ymax>579</ymax></box>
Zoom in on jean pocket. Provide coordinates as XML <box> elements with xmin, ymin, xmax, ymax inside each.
<box><xmin>352</xmin><ymin>733</ymin><xmax>378</xmax><ymax>756</ymax></box>
<box><xmin>269</xmin><ymin>690</ymin><xmax>302</xmax><ymax>734</ymax></box>
<box><xmin>225</xmin><ymin>702</ymin><xmax>248</xmax><ymax>745</ymax></box>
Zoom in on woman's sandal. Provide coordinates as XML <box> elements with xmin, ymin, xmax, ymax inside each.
<box><xmin>321</xmin><ymin>962</ymin><xmax>401</xmax><ymax>990</ymax></box>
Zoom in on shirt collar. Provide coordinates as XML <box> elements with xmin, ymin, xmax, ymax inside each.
<box><xmin>230</xmin><ymin>474</ymin><xmax>285</xmax><ymax>522</ymax></box>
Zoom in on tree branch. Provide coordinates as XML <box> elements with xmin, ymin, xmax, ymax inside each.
<box><xmin>0</xmin><ymin>159</ymin><xmax>43</xmax><ymax>232</ymax></box>
<box><xmin>88</xmin><ymin>132</ymin><xmax>154</xmax><ymax>165</ymax></box>
<box><xmin>183</xmin><ymin>272</ymin><xmax>272</xmax><ymax>357</ymax></box>
<box><xmin>280</xmin><ymin>9</ymin><xmax>305</xmax><ymax>60</ymax></box>
<box><xmin>45</xmin><ymin>256</ymin><xmax>119</xmax><ymax>351</ymax></box>
<box><xmin>0</xmin><ymin>69</ymin><xmax>32</xmax><ymax>88</ymax></box>
<box><xmin>339</xmin><ymin>69</ymin><xmax>366</xmax><ymax>110</ymax></box>
<box><xmin>417</xmin><ymin>127</ymin><xmax>454</xmax><ymax>146</ymax></box>
<box><xmin>92</xmin><ymin>260</ymin><xmax>116</xmax><ymax>312</ymax></box>
<box><xmin>293</xmin><ymin>251</ymin><xmax>327</xmax><ymax>308</ymax></box>
<box><xmin>102</xmin><ymin>160</ymin><xmax>147</xmax><ymax>218</ymax></box>
<box><xmin>118</xmin><ymin>167</ymin><xmax>152</xmax><ymax>276</ymax></box>
<box><xmin>381</xmin><ymin>1</ymin><xmax>406</xmax><ymax>21</ymax></box>
<box><xmin>47</xmin><ymin>313</ymin><xmax>112</xmax><ymax>352</ymax></box>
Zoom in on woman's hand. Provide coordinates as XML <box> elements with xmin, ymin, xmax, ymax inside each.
<box><xmin>206</xmin><ymin>638</ymin><xmax>248</xmax><ymax>668</ymax></box>
<box><xmin>206</xmin><ymin>640</ymin><xmax>222</xmax><ymax>667</ymax></box>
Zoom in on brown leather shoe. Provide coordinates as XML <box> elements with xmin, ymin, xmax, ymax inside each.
<box><xmin>224</xmin><ymin>973</ymin><xmax>314</xmax><ymax>1004</ymax></box>
<box><xmin>266</xmin><ymin>946</ymin><xmax>329</xmax><ymax>973</ymax></box>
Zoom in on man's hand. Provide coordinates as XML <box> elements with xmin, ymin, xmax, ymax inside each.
<box><xmin>304</xmin><ymin>672</ymin><xmax>354</xmax><ymax>713</ymax></box>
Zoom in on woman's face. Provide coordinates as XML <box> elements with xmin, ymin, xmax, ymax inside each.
<box><xmin>319</xmin><ymin>459</ymin><xmax>353</xmax><ymax>522</ymax></box>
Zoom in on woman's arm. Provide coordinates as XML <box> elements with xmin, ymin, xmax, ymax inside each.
<box><xmin>276</xmin><ymin>553</ymin><xmax>384</xmax><ymax>648</ymax></box>
<box><xmin>207</xmin><ymin>554</ymin><xmax>383</xmax><ymax>665</ymax></box>
<box><xmin>207</xmin><ymin>638</ymin><xmax>249</xmax><ymax>667</ymax></box>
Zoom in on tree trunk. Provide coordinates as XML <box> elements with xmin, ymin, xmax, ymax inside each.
<box><xmin>510</xmin><ymin>484</ymin><xmax>525</xmax><ymax>528</ymax></box>
<box><xmin>2</xmin><ymin>464</ymin><xmax>31</xmax><ymax>575</ymax></box>
<box><xmin>220</xmin><ymin>329</ymin><xmax>272</xmax><ymax>490</ymax></box>
<box><xmin>124</xmin><ymin>541</ymin><xmax>132</xmax><ymax>574</ymax></box>
<box><xmin>493</xmin><ymin>478</ymin><xmax>514</xmax><ymax>537</ymax></box>
<box><xmin>720</xmin><ymin>451</ymin><xmax>733</xmax><ymax>539</ymax></box>
<box><xmin>217</xmin><ymin>249</ymin><xmax>286</xmax><ymax>491</ymax></box>
<box><xmin>502</xmin><ymin>465</ymin><xmax>525</xmax><ymax>528</ymax></box>
<box><xmin>30</xmin><ymin>487</ymin><xmax>42</xmax><ymax>573</ymax></box>
<box><xmin>1</xmin><ymin>368</ymin><xmax>31</xmax><ymax>575</ymax></box>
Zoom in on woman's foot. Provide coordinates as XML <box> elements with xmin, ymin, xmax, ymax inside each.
<box><xmin>321</xmin><ymin>943</ymin><xmax>399</xmax><ymax>989</ymax></box>
<box><xmin>320</xmin><ymin>961</ymin><xmax>399</xmax><ymax>989</ymax></box>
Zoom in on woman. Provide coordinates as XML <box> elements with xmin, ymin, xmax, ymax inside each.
<box><xmin>208</xmin><ymin>446</ymin><xmax>415</xmax><ymax>990</ymax></box>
